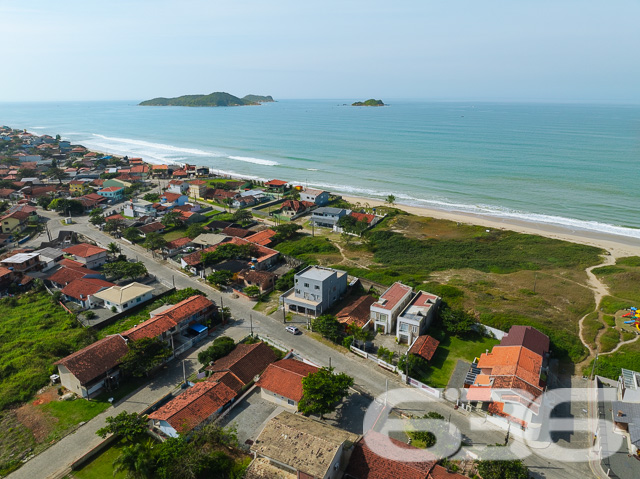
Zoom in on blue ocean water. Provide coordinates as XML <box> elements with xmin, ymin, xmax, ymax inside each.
<box><xmin>2</xmin><ymin>100</ymin><xmax>639</xmax><ymax>237</ymax></box>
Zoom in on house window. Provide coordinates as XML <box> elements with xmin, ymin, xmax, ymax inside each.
<box><xmin>412</xmin><ymin>326</ymin><xmax>418</xmax><ymax>333</ymax></box>
<box><xmin>314</xmin><ymin>285</ymin><xmax>319</xmax><ymax>290</ymax></box>
<box><xmin>123</xmin><ymin>303</ymin><xmax>128</xmax><ymax>308</ymax></box>
<box><xmin>304</xmin><ymin>283</ymin><xmax>309</xmax><ymax>288</ymax></box>
<box><xmin>137</xmin><ymin>297</ymin><xmax>141</xmax><ymax>302</ymax></box>
<box><xmin>287</xmin><ymin>399</ymin><xmax>294</xmax><ymax>406</ymax></box>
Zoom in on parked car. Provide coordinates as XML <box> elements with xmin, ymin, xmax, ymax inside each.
<box><xmin>285</xmin><ymin>326</ymin><xmax>300</xmax><ymax>335</ymax></box>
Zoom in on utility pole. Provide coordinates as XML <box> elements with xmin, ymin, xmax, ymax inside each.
<box><xmin>329</xmin><ymin>357</ymin><xmax>332</xmax><ymax>369</ymax></box>
<box><xmin>172</xmin><ymin>275</ymin><xmax>175</xmax><ymax>287</ymax></box>
<box><xmin>220</xmin><ymin>296</ymin><xmax>225</xmax><ymax>324</ymax></box>
<box><xmin>182</xmin><ymin>360</ymin><xmax>186</xmax><ymax>385</ymax></box>
<box><xmin>283</xmin><ymin>302</ymin><xmax>286</xmax><ymax>323</ymax></box>
<box><xmin>250</xmin><ymin>314</ymin><xmax>253</xmax><ymax>336</ymax></box>
<box><xmin>505</xmin><ymin>422</ymin><xmax>511</xmax><ymax>445</ymax></box>
<box><xmin>533</xmin><ymin>272</ymin><xmax>538</xmax><ymax>293</ymax></box>
<box><xmin>590</xmin><ymin>353</ymin><xmax>599</xmax><ymax>380</ymax></box>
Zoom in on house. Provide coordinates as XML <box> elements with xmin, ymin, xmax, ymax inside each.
<box><xmin>231</xmin><ymin>195</ymin><xmax>257</xmax><ymax>208</ymax></box>
<box><xmin>177</xmin><ymin>210</ymin><xmax>206</xmax><ymax>224</ymax></box>
<box><xmin>54</xmin><ymin>335</ymin><xmax>129</xmax><ymax>399</ymax></box>
<box><xmin>68</xmin><ymin>179</ymin><xmax>92</xmax><ymax>195</ymax></box>
<box><xmin>137</xmin><ymin>221</ymin><xmax>165</xmax><ymax>237</ymax></box>
<box><xmin>97</xmin><ymin>186</ymin><xmax>124</xmax><ymax>202</ymax></box>
<box><xmin>123</xmin><ymin>295</ymin><xmax>216</xmax><ymax>356</ymax></box>
<box><xmin>407</xmin><ymin>335</ymin><xmax>440</xmax><ymax>362</ymax></box>
<box><xmin>239</xmin><ymin>188</ymin><xmax>268</xmax><ymax>202</ymax></box>
<box><xmin>187</xmin><ymin>180</ymin><xmax>207</xmax><ymax>198</ymax></box>
<box><xmin>0</xmin><ymin>188</ymin><xmax>16</xmax><ymax>199</ymax></box>
<box><xmin>205</xmin><ymin>220</ymin><xmax>234</xmax><ymax>232</ymax></box>
<box><xmin>0</xmin><ymin>252</ymin><xmax>40</xmax><ymax>273</ymax></box>
<box><xmin>61</xmin><ymin>277</ymin><xmax>115</xmax><ymax>309</ymax></box>
<box><xmin>221</xmin><ymin>226</ymin><xmax>252</xmax><ymax>238</ymax></box>
<box><xmin>280</xmin><ymin>265</ymin><xmax>348</xmax><ymax>317</ymax></box>
<box><xmin>336</xmin><ymin>295</ymin><xmax>377</xmax><ymax>329</ymax></box>
<box><xmin>0</xmin><ymin>210</ymin><xmax>31</xmax><ymax>233</ymax></box>
<box><xmin>63</xmin><ymin>243</ymin><xmax>108</xmax><ymax>269</ymax></box>
<box><xmin>93</xmin><ymin>282</ymin><xmax>155</xmax><ymax>313</ymax></box>
<box><xmin>611</xmin><ymin>403</ymin><xmax>640</xmax><ymax>456</ymax></box>
<box><xmin>161</xmin><ymin>192</ymin><xmax>188</xmax><ymax>206</ymax></box>
<box><xmin>334</xmin><ymin>211</ymin><xmax>382</xmax><ymax>234</ymax></box>
<box><xmin>255</xmin><ymin>359</ymin><xmax>319</xmax><ymax>409</ymax></box>
<box><xmin>205</xmin><ymin>341</ymin><xmax>277</xmax><ymax>385</ymax></box>
<box><xmin>46</xmin><ymin>264</ymin><xmax>100</xmax><ymax>288</ymax></box>
<box><xmin>281</xmin><ymin>199</ymin><xmax>315</xmax><ymax>217</ymax></box>
<box><xmin>311</xmin><ymin>207</ymin><xmax>349</xmax><ymax>228</ymax></box>
<box><xmin>163</xmin><ymin>236</ymin><xmax>193</xmax><ymax>256</ymax></box>
<box><xmin>192</xmin><ymin>233</ymin><xmax>227</xmax><ymax>248</ymax></box>
<box><xmin>264</xmin><ymin>179</ymin><xmax>288</xmax><ymax>190</ymax></box>
<box><xmin>236</xmin><ymin>269</ymin><xmax>277</xmax><ymax>294</ymax></box>
<box><xmin>465</xmin><ymin>326</ymin><xmax>550</xmax><ymax>433</ymax></box>
<box><xmin>251</xmin><ymin>411</ymin><xmax>359</xmax><ymax>479</ymax></box>
<box><xmin>245</xmin><ymin>229</ymin><xmax>277</xmax><ymax>247</ymax></box>
<box><xmin>204</xmin><ymin>188</ymin><xmax>237</xmax><ymax>203</ymax></box>
<box><xmin>167</xmin><ymin>180</ymin><xmax>190</xmax><ymax>195</ymax></box>
<box><xmin>299</xmin><ymin>187</ymin><xmax>330</xmax><ymax>206</ymax></box>
<box><xmin>148</xmin><ymin>381</ymin><xmax>236</xmax><ymax>438</ymax></box>
<box><xmin>370</xmin><ymin>282</ymin><xmax>413</xmax><ymax>335</ymax></box>
<box><xmin>499</xmin><ymin>325</ymin><xmax>551</xmax><ymax>357</ymax></box>
<box><xmin>123</xmin><ymin>199</ymin><xmax>157</xmax><ymax>218</ymax></box>
<box><xmin>78</xmin><ymin>193</ymin><xmax>107</xmax><ymax>212</ymax></box>
<box><xmin>35</xmin><ymin>247</ymin><xmax>65</xmax><ymax>271</ymax></box>
<box><xmin>396</xmin><ymin>291</ymin><xmax>441</xmax><ymax>344</ymax></box>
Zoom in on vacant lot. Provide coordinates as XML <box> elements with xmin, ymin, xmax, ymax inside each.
<box><xmin>0</xmin><ymin>292</ymin><xmax>95</xmax><ymax>410</ymax></box>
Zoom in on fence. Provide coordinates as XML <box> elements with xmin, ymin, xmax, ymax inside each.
<box><xmin>350</xmin><ymin>345</ymin><xmax>398</xmax><ymax>373</ymax></box>
<box><xmin>399</xmin><ymin>373</ymin><xmax>442</xmax><ymax>399</ymax></box>
<box><xmin>473</xmin><ymin>323</ymin><xmax>506</xmax><ymax>340</ymax></box>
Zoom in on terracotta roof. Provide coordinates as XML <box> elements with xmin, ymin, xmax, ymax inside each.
<box><xmin>151</xmin><ymin>164</ymin><xmax>169</xmax><ymax>170</ymax></box>
<box><xmin>476</xmin><ymin>345</ymin><xmax>543</xmax><ymax>386</ymax></box>
<box><xmin>54</xmin><ymin>335</ymin><xmax>129</xmax><ymax>386</ymax></box>
<box><xmin>105</xmin><ymin>214</ymin><xmax>125</xmax><ymax>222</ymax></box>
<box><xmin>255</xmin><ymin>359</ymin><xmax>319</xmax><ymax>401</ymax></box>
<box><xmin>207</xmin><ymin>342</ymin><xmax>277</xmax><ymax>384</ymax></box>
<box><xmin>500</xmin><ymin>325</ymin><xmax>550</xmax><ymax>357</ymax></box>
<box><xmin>61</xmin><ymin>277</ymin><xmax>114</xmax><ymax>300</ymax></box>
<box><xmin>0</xmin><ymin>210</ymin><xmax>30</xmax><ymax>222</ymax></box>
<box><xmin>207</xmin><ymin>371</ymin><xmax>245</xmax><ymax>393</ymax></box>
<box><xmin>428</xmin><ymin>464</ymin><xmax>469</xmax><ymax>479</ymax></box>
<box><xmin>124</xmin><ymin>295</ymin><xmax>214</xmax><ymax>341</ymax></box>
<box><xmin>99</xmin><ymin>186</ymin><xmax>123</xmax><ymax>193</ymax></box>
<box><xmin>130</xmin><ymin>165</ymin><xmax>149</xmax><ymax>174</ymax></box>
<box><xmin>237</xmin><ymin>269</ymin><xmax>276</xmax><ymax>287</ymax></box>
<box><xmin>58</xmin><ymin>258</ymin><xmax>87</xmax><ymax>269</ymax></box>
<box><xmin>138</xmin><ymin>222</ymin><xmax>165</xmax><ymax>234</ymax></box>
<box><xmin>148</xmin><ymin>381</ymin><xmax>236</xmax><ymax>434</ymax></box>
<box><xmin>182</xmin><ymin>237</ymin><xmax>278</xmax><ymax>267</ymax></box>
<box><xmin>0</xmin><ymin>188</ymin><xmax>15</xmax><ymax>198</ymax></box>
<box><xmin>345</xmin><ymin>431</ymin><xmax>437</xmax><ymax>479</ymax></box>
<box><xmin>47</xmin><ymin>265</ymin><xmax>95</xmax><ymax>286</ymax></box>
<box><xmin>246</xmin><ymin>229</ymin><xmax>277</xmax><ymax>246</ymax></box>
<box><xmin>161</xmin><ymin>192</ymin><xmax>183</xmax><ymax>203</ymax></box>
<box><xmin>165</xmin><ymin>237</ymin><xmax>192</xmax><ymax>250</ymax></box>
<box><xmin>173</xmin><ymin>169</ymin><xmax>188</xmax><ymax>176</ymax></box>
<box><xmin>265</xmin><ymin>179</ymin><xmax>287</xmax><ymax>187</ymax></box>
<box><xmin>350</xmin><ymin>212</ymin><xmax>376</xmax><ymax>224</ymax></box>
<box><xmin>63</xmin><ymin>243</ymin><xmax>107</xmax><ymax>258</ymax></box>
<box><xmin>282</xmin><ymin>199</ymin><xmax>307</xmax><ymax>212</ymax></box>
<box><xmin>408</xmin><ymin>335</ymin><xmax>440</xmax><ymax>361</ymax></box>
<box><xmin>83</xmin><ymin>193</ymin><xmax>104</xmax><ymax>201</ymax></box>
<box><xmin>373</xmin><ymin>282</ymin><xmax>413</xmax><ymax>311</ymax></box>
<box><xmin>189</xmin><ymin>179</ymin><xmax>207</xmax><ymax>186</ymax></box>
<box><xmin>337</xmin><ymin>295</ymin><xmax>376</xmax><ymax>328</ymax></box>
<box><xmin>169</xmin><ymin>179</ymin><xmax>185</xmax><ymax>185</ymax></box>
<box><xmin>222</xmin><ymin>226</ymin><xmax>252</xmax><ymax>238</ymax></box>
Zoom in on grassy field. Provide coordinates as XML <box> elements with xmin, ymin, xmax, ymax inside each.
<box><xmin>40</xmin><ymin>399</ymin><xmax>111</xmax><ymax>443</ymax></box>
<box><xmin>582</xmin><ymin>312</ymin><xmax>603</xmax><ymax>351</ymax></box>
<box><xmin>161</xmin><ymin>226</ymin><xmax>188</xmax><ymax>242</ymax></box>
<box><xmin>274</xmin><ymin>236</ymin><xmax>340</xmax><ymax>264</ymax></box>
<box><xmin>0</xmin><ymin>293</ymin><xmax>95</xmax><ymax>410</ymax></box>
<box><xmin>72</xmin><ymin>440</ymin><xmax>127</xmax><ymax>479</ymax></box>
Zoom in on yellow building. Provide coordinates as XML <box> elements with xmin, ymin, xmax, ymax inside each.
<box><xmin>69</xmin><ymin>180</ymin><xmax>91</xmax><ymax>195</ymax></box>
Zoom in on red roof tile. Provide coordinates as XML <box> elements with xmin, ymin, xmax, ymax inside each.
<box><xmin>61</xmin><ymin>277</ymin><xmax>114</xmax><ymax>300</ymax></box>
<box><xmin>151</xmin><ymin>164</ymin><xmax>169</xmax><ymax>170</ymax></box>
<box><xmin>246</xmin><ymin>229</ymin><xmax>277</xmax><ymax>246</ymax></box>
<box><xmin>408</xmin><ymin>335</ymin><xmax>440</xmax><ymax>361</ymax></box>
<box><xmin>149</xmin><ymin>381</ymin><xmax>236</xmax><ymax>434</ymax></box>
<box><xmin>500</xmin><ymin>325</ymin><xmax>550</xmax><ymax>357</ymax></box>
<box><xmin>350</xmin><ymin>212</ymin><xmax>376</xmax><ymax>224</ymax></box>
<box><xmin>265</xmin><ymin>179</ymin><xmax>287</xmax><ymax>187</ymax></box>
<box><xmin>207</xmin><ymin>371</ymin><xmax>245</xmax><ymax>393</ymax></box>
<box><xmin>47</xmin><ymin>265</ymin><xmax>95</xmax><ymax>286</ymax></box>
<box><xmin>63</xmin><ymin>243</ymin><xmax>107</xmax><ymax>258</ymax></box>
<box><xmin>222</xmin><ymin>226</ymin><xmax>252</xmax><ymax>238</ymax></box>
<box><xmin>105</xmin><ymin>214</ymin><xmax>125</xmax><ymax>222</ymax></box>
<box><xmin>162</xmin><ymin>192</ymin><xmax>183</xmax><ymax>203</ymax></box>
<box><xmin>99</xmin><ymin>186</ymin><xmax>123</xmax><ymax>193</ymax></box>
<box><xmin>428</xmin><ymin>464</ymin><xmax>469</xmax><ymax>479</ymax></box>
<box><xmin>55</xmin><ymin>335</ymin><xmax>129</xmax><ymax>385</ymax></box>
<box><xmin>207</xmin><ymin>342</ymin><xmax>277</xmax><ymax>384</ymax></box>
<box><xmin>336</xmin><ymin>295</ymin><xmax>377</xmax><ymax>328</ymax></box>
<box><xmin>255</xmin><ymin>359</ymin><xmax>319</xmax><ymax>401</ymax></box>
<box><xmin>58</xmin><ymin>258</ymin><xmax>87</xmax><ymax>269</ymax></box>
<box><xmin>137</xmin><ymin>222</ymin><xmax>165</xmax><ymax>234</ymax></box>
<box><xmin>165</xmin><ymin>237</ymin><xmax>192</xmax><ymax>250</ymax></box>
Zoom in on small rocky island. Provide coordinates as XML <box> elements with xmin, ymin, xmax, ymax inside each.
<box><xmin>139</xmin><ymin>92</ymin><xmax>274</xmax><ymax>107</ymax></box>
<box><xmin>351</xmin><ymin>99</ymin><xmax>385</xmax><ymax>106</ymax></box>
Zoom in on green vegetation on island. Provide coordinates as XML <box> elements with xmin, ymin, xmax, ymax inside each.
<box><xmin>352</xmin><ymin>98</ymin><xmax>384</xmax><ymax>106</ymax></box>
<box><xmin>139</xmin><ymin>92</ymin><xmax>274</xmax><ymax>107</ymax></box>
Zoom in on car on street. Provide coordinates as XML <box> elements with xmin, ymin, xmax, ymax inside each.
<box><xmin>285</xmin><ymin>326</ymin><xmax>300</xmax><ymax>335</ymax></box>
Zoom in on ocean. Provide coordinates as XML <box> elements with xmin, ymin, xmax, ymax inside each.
<box><xmin>2</xmin><ymin>100</ymin><xmax>639</xmax><ymax>238</ymax></box>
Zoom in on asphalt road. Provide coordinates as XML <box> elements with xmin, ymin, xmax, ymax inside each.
<box><xmin>9</xmin><ymin>210</ymin><xmax>596</xmax><ymax>479</ymax></box>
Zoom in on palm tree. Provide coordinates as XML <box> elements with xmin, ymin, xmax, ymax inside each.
<box><xmin>385</xmin><ymin>194</ymin><xmax>396</xmax><ymax>206</ymax></box>
<box><xmin>112</xmin><ymin>441</ymin><xmax>154</xmax><ymax>479</ymax></box>
<box><xmin>107</xmin><ymin>242</ymin><xmax>120</xmax><ymax>258</ymax></box>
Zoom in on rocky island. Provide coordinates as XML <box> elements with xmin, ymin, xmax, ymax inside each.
<box><xmin>352</xmin><ymin>99</ymin><xmax>385</xmax><ymax>106</ymax></box>
<box><xmin>139</xmin><ymin>92</ymin><xmax>274</xmax><ymax>107</ymax></box>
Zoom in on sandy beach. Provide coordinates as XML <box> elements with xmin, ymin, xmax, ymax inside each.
<box><xmin>341</xmin><ymin>195</ymin><xmax>640</xmax><ymax>259</ymax></box>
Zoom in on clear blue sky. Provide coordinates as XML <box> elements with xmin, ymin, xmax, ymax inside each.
<box><xmin>1</xmin><ymin>0</ymin><xmax>638</xmax><ymax>102</ymax></box>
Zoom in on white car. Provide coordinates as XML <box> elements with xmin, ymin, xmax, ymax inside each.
<box><xmin>285</xmin><ymin>326</ymin><xmax>300</xmax><ymax>335</ymax></box>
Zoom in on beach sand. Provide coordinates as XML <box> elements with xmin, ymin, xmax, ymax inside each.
<box><xmin>341</xmin><ymin>195</ymin><xmax>640</xmax><ymax>259</ymax></box>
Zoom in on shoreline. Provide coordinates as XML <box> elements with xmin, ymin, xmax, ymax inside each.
<box><xmin>341</xmin><ymin>195</ymin><xmax>640</xmax><ymax>259</ymax></box>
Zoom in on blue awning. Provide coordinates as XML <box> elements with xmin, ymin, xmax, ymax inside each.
<box><xmin>190</xmin><ymin>323</ymin><xmax>208</xmax><ymax>334</ymax></box>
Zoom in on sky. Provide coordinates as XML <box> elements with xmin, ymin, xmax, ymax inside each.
<box><xmin>1</xmin><ymin>0</ymin><xmax>639</xmax><ymax>102</ymax></box>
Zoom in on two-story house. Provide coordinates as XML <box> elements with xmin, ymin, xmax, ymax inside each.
<box><xmin>0</xmin><ymin>210</ymin><xmax>31</xmax><ymax>233</ymax></box>
<box><xmin>167</xmin><ymin>180</ymin><xmax>190</xmax><ymax>195</ymax></box>
<box><xmin>62</xmin><ymin>243</ymin><xmax>108</xmax><ymax>269</ymax></box>
<box><xmin>0</xmin><ymin>252</ymin><xmax>41</xmax><ymax>273</ymax></box>
<box><xmin>97</xmin><ymin>186</ymin><xmax>124</xmax><ymax>202</ymax></box>
<box><xmin>299</xmin><ymin>187</ymin><xmax>330</xmax><ymax>206</ymax></box>
<box><xmin>123</xmin><ymin>199</ymin><xmax>157</xmax><ymax>218</ymax></box>
<box><xmin>370</xmin><ymin>282</ymin><xmax>414</xmax><ymax>334</ymax></box>
<box><xmin>281</xmin><ymin>265</ymin><xmax>347</xmax><ymax>316</ymax></box>
<box><xmin>161</xmin><ymin>192</ymin><xmax>188</xmax><ymax>207</ymax></box>
<box><xmin>396</xmin><ymin>291</ymin><xmax>441</xmax><ymax>344</ymax></box>
<box><xmin>311</xmin><ymin>207</ymin><xmax>349</xmax><ymax>228</ymax></box>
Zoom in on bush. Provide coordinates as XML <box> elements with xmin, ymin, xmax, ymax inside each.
<box><xmin>84</xmin><ymin>310</ymin><xmax>96</xmax><ymax>319</ymax></box>
<box><xmin>342</xmin><ymin>336</ymin><xmax>354</xmax><ymax>349</ymax></box>
<box><xmin>198</xmin><ymin>337</ymin><xmax>236</xmax><ymax>366</ymax></box>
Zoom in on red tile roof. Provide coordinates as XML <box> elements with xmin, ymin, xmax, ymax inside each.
<box><xmin>130</xmin><ymin>165</ymin><xmax>149</xmax><ymax>174</ymax></box>
<box><xmin>246</xmin><ymin>229</ymin><xmax>277</xmax><ymax>246</ymax></box>
<box><xmin>189</xmin><ymin>179</ymin><xmax>207</xmax><ymax>186</ymax></box>
<box><xmin>182</xmin><ymin>237</ymin><xmax>278</xmax><ymax>267</ymax></box>
<box><xmin>408</xmin><ymin>335</ymin><xmax>440</xmax><ymax>361</ymax></box>
<box><xmin>54</xmin><ymin>335</ymin><xmax>129</xmax><ymax>385</ymax></box>
<box><xmin>345</xmin><ymin>431</ymin><xmax>437</xmax><ymax>479</ymax></box>
<box><xmin>148</xmin><ymin>381</ymin><xmax>236</xmax><ymax>434</ymax></box>
<box><xmin>63</xmin><ymin>243</ymin><xmax>107</xmax><ymax>258</ymax></box>
<box><xmin>165</xmin><ymin>236</ymin><xmax>192</xmax><ymax>250</ymax></box>
<box><xmin>350</xmin><ymin>212</ymin><xmax>376</xmax><ymax>224</ymax></box>
<box><xmin>124</xmin><ymin>295</ymin><xmax>214</xmax><ymax>341</ymax></box>
<box><xmin>161</xmin><ymin>192</ymin><xmax>183</xmax><ymax>203</ymax></box>
<box><xmin>47</xmin><ymin>265</ymin><xmax>95</xmax><ymax>286</ymax></box>
<box><xmin>137</xmin><ymin>222</ymin><xmax>165</xmax><ymax>234</ymax></box>
<box><xmin>169</xmin><ymin>179</ymin><xmax>185</xmax><ymax>185</ymax></box>
<box><xmin>207</xmin><ymin>342</ymin><xmax>277</xmax><ymax>384</ymax></box>
<box><xmin>265</xmin><ymin>179</ymin><xmax>287</xmax><ymax>187</ymax></box>
<box><xmin>428</xmin><ymin>464</ymin><xmax>469</xmax><ymax>479</ymax></box>
<box><xmin>373</xmin><ymin>282</ymin><xmax>413</xmax><ymax>311</ymax></box>
<box><xmin>500</xmin><ymin>325</ymin><xmax>550</xmax><ymax>357</ymax></box>
<box><xmin>58</xmin><ymin>258</ymin><xmax>87</xmax><ymax>269</ymax></box>
<box><xmin>282</xmin><ymin>199</ymin><xmax>307</xmax><ymax>212</ymax></box>
<box><xmin>207</xmin><ymin>371</ymin><xmax>245</xmax><ymax>393</ymax></box>
<box><xmin>222</xmin><ymin>226</ymin><xmax>252</xmax><ymax>238</ymax></box>
<box><xmin>61</xmin><ymin>277</ymin><xmax>114</xmax><ymax>300</ymax></box>
<box><xmin>337</xmin><ymin>295</ymin><xmax>377</xmax><ymax>328</ymax></box>
<box><xmin>99</xmin><ymin>186</ymin><xmax>123</xmax><ymax>193</ymax></box>
<box><xmin>151</xmin><ymin>164</ymin><xmax>169</xmax><ymax>170</ymax></box>
<box><xmin>104</xmin><ymin>214</ymin><xmax>125</xmax><ymax>222</ymax></box>
<box><xmin>255</xmin><ymin>359</ymin><xmax>319</xmax><ymax>402</ymax></box>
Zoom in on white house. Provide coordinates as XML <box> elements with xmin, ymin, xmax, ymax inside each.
<box><xmin>167</xmin><ymin>180</ymin><xmax>190</xmax><ymax>195</ymax></box>
<box><xmin>62</xmin><ymin>243</ymin><xmax>108</xmax><ymax>269</ymax></box>
<box><xmin>396</xmin><ymin>291</ymin><xmax>440</xmax><ymax>344</ymax></box>
<box><xmin>299</xmin><ymin>187</ymin><xmax>330</xmax><ymax>206</ymax></box>
<box><xmin>370</xmin><ymin>282</ymin><xmax>414</xmax><ymax>335</ymax></box>
<box><xmin>93</xmin><ymin>282</ymin><xmax>155</xmax><ymax>313</ymax></box>
<box><xmin>124</xmin><ymin>199</ymin><xmax>157</xmax><ymax>218</ymax></box>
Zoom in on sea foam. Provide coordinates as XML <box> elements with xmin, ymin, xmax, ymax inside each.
<box><xmin>228</xmin><ymin>156</ymin><xmax>280</xmax><ymax>166</ymax></box>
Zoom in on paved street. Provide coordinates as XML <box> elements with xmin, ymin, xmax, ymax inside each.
<box><xmin>10</xmin><ymin>210</ymin><xmax>596</xmax><ymax>479</ymax></box>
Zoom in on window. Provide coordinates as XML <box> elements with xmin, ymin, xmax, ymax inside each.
<box><xmin>412</xmin><ymin>326</ymin><xmax>418</xmax><ymax>333</ymax></box>
<box><xmin>304</xmin><ymin>283</ymin><xmax>309</xmax><ymax>287</ymax></box>
<box><xmin>123</xmin><ymin>303</ymin><xmax>128</xmax><ymax>308</ymax></box>
<box><xmin>295</xmin><ymin>289</ymin><xmax>300</xmax><ymax>294</ymax></box>
<box><xmin>287</xmin><ymin>399</ymin><xmax>295</xmax><ymax>406</ymax></box>
<box><xmin>137</xmin><ymin>297</ymin><xmax>141</xmax><ymax>302</ymax></box>
<box><xmin>314</xmin><ymin>285</ymin><xmax>320</xmax><ymax>290</ymax></box>
<box><xmin>399</xmin><ymin>323</ymin><xmax>409</xmax><ymax>332</ymax></box>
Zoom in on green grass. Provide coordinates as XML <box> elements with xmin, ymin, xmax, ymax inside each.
<box><xmin>600</xmin><ymin>296</ymin><xmax>632</xmax><ymax>315</ymax></box>
<box><xmin>275</xmin><ymin>236</ymin><xmax>339</xmax><ymax>263</ymax></box>
<box><xmin>412</xmin><ymin>328</ymin><xmax>500</xmax><ymax>388</ymax></box>
<box><xmin>73</xmin><ymin>440</ymin><xmax>127</xmax><ymax>479</ymax></box>
<box><xmin>162</xmin><ymin>227</ymin><xmax>188</xmax><ymax>242</ymax></box>
<box><xmin>586</xmin><ymin>338</ymin><xmax>640</xmax><ymax>379</ymax></box>
<box><xmin>0</xmin><ymin>293</ymin><xmax>95</xmax><ymax>410</ymax></box>
<box><xmin>582</xmin><ymin>314</ymin><xmax>604</xmax><ymax>351</ymax></box>
<box><xmin>599</xmin><ymin>329</ymin><xmax>621</xmax><ymax>353</ymax></box>
<box><xmin>40</xmin><ymin>399</ymin><xmax>111</xmax><ymax>442</ymax></box>
<box><xmin>98</xmin><ymin>304</ymin><xmax>158</xmax><ymax>337</ymax></box>
<box><xmin>621</xmin><ymin>330</ymin><xmax>637</xmax><ymax>342</ymax></box>
<box><xmin>603</xmin><ymin>315</ymin><xmax>616</xmax><ymax>327</ymax></box>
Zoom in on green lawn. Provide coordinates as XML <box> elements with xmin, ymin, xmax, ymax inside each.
<box><xmin>40</xmin><ymin>399</ymin><xmax>112</xmax><ymax>443</ymax></box>
<box><xmin>162</xmin><ymin>227</ymin><xmax>188</xmax><ymax>242</ymax></box>
<box><xmin>98</xmin><ymin>304</ymin><xmax>158</xmax><ymax>337</ymax></box>
<box><xmin>73</xmin><ymin>440</ymin><xmax>126</xmax><ymax>479</ymax></box>
<box><xmin>413</xmin><ymin>328</ymin><xmax>500</xmax><ymax>388</ymax></box>
<box><xmin>0</xmin><ymin>293</ymin><xmax>95</xmax><ymax>410</ymax></box>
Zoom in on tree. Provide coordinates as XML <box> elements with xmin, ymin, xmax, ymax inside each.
<box><xmin>89</xmin><ymin>213</ymin><xmax>105</xmax><ymax>226</ymax></box>
<box><xmin>46</xmin><ymin>166</ymin><xmax>67</xmax><ymax>184</ymax></box>
<box><xmin>123</xmin><ymin>226</ymin><xmax>143</xmax><ymax>242</ymax></box>
<box><xmin>197</xmin><ymin>336</ymin><xmax>236</xmax><ymax>366</ymax></box>
<box><xmin>96</xmin><ymin>411</ymin><xmax>148</xmax><ymax>443</ymax></box>
<box><xmin>161</xmin><ymin>210</ymin><xmax>182</xmax><ymax>228</ymax></box>
<box><xmin>103</xmin><ymin>261</ymin><xmax>147</xmax><ymax>280</ymax></box>
<box><xmin>476</xmin><ymin>456</ymin><xmax>529</xmax><ymax>479</ymax></box>
<box><xmin>347</xmin><ymin>323</ymin><xmax>370</xmax><ymax>343</ymax></box>
<box><xmin>51</xmin><ymin>198</ymin><xmax>83</xmax><ymax>215</ymax></box>
<box><xmin>107</xmin><ymin>242</ymin><xmax>121</xmax><ymax>257</ymax></box>
<box><xmin>36</xmin><ymin>194</ymin><xmax>52</xmax><ymax>210</ymax></box>
<box><xmin>440</xmin><ymin>303</ymin><xmax>476</xmax><ymax>337</ymax></box>
<box><xmin>386</xmin><ymin>194</ymin><xmax>396</xmax><ymax>206</ymax></box>
<box><xmin>398</xmin><ymin>353</ymin><xmax>430</xmax><ymax>380</ymax></box>
<box><xmin>275</xmin><ymin>268</ymin><xmax>297</xmax><ymax>291</ymax></box>
<box><xmin>143</xmin><ymin>232</ymin><xmax>167</xmax><ymax>253</ymax></box>
<box><xmin>232</xmin><ymin>208</ymin><xmax>252</xmax><ymax>225</ymax></box>
<box><xmin>244</xmin><ymin>285</ymin><xmax>260</xmax><ymax>298</ymax></box>
<box><xmin>113</xmin><ymin>441</ymin><xmax>155</xmax><ymax>479</ymax></box>
<box><xmin>186</xmin><ymin>223</ymin><xmax>205</xmax><ymax>239</ymax></box>
<box><xmin>272</xmin><ymin>223</ymin><xmax>301</xmax><ymax>243</ymax></box>
<box><xmin>143</xmin><ymin>192</ymin><xmax>160</xmax><ymax>202</ymax></box>
<box><xmin>120</xmin><ymin>338</ymin><xmax>172</xmax><ymax>377</ymax></box>
<box><xmin>206</xmin><ymin>270</ymin><xmax>233</xmax><ymax>287</ymax></box>
<box><xmin>104</xmin><ymin>218</ymin><xmax>124</xmax><ymax>233</ymax></box>
<box><xmin>312</xmin><ymin>314</ymin><xmax>341</xmax><ymax>343</ymax></box>
<box><xmin>298</xmin><ymin>367</ymin><xmax>354</xmax><ymax>419</ymax></box>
